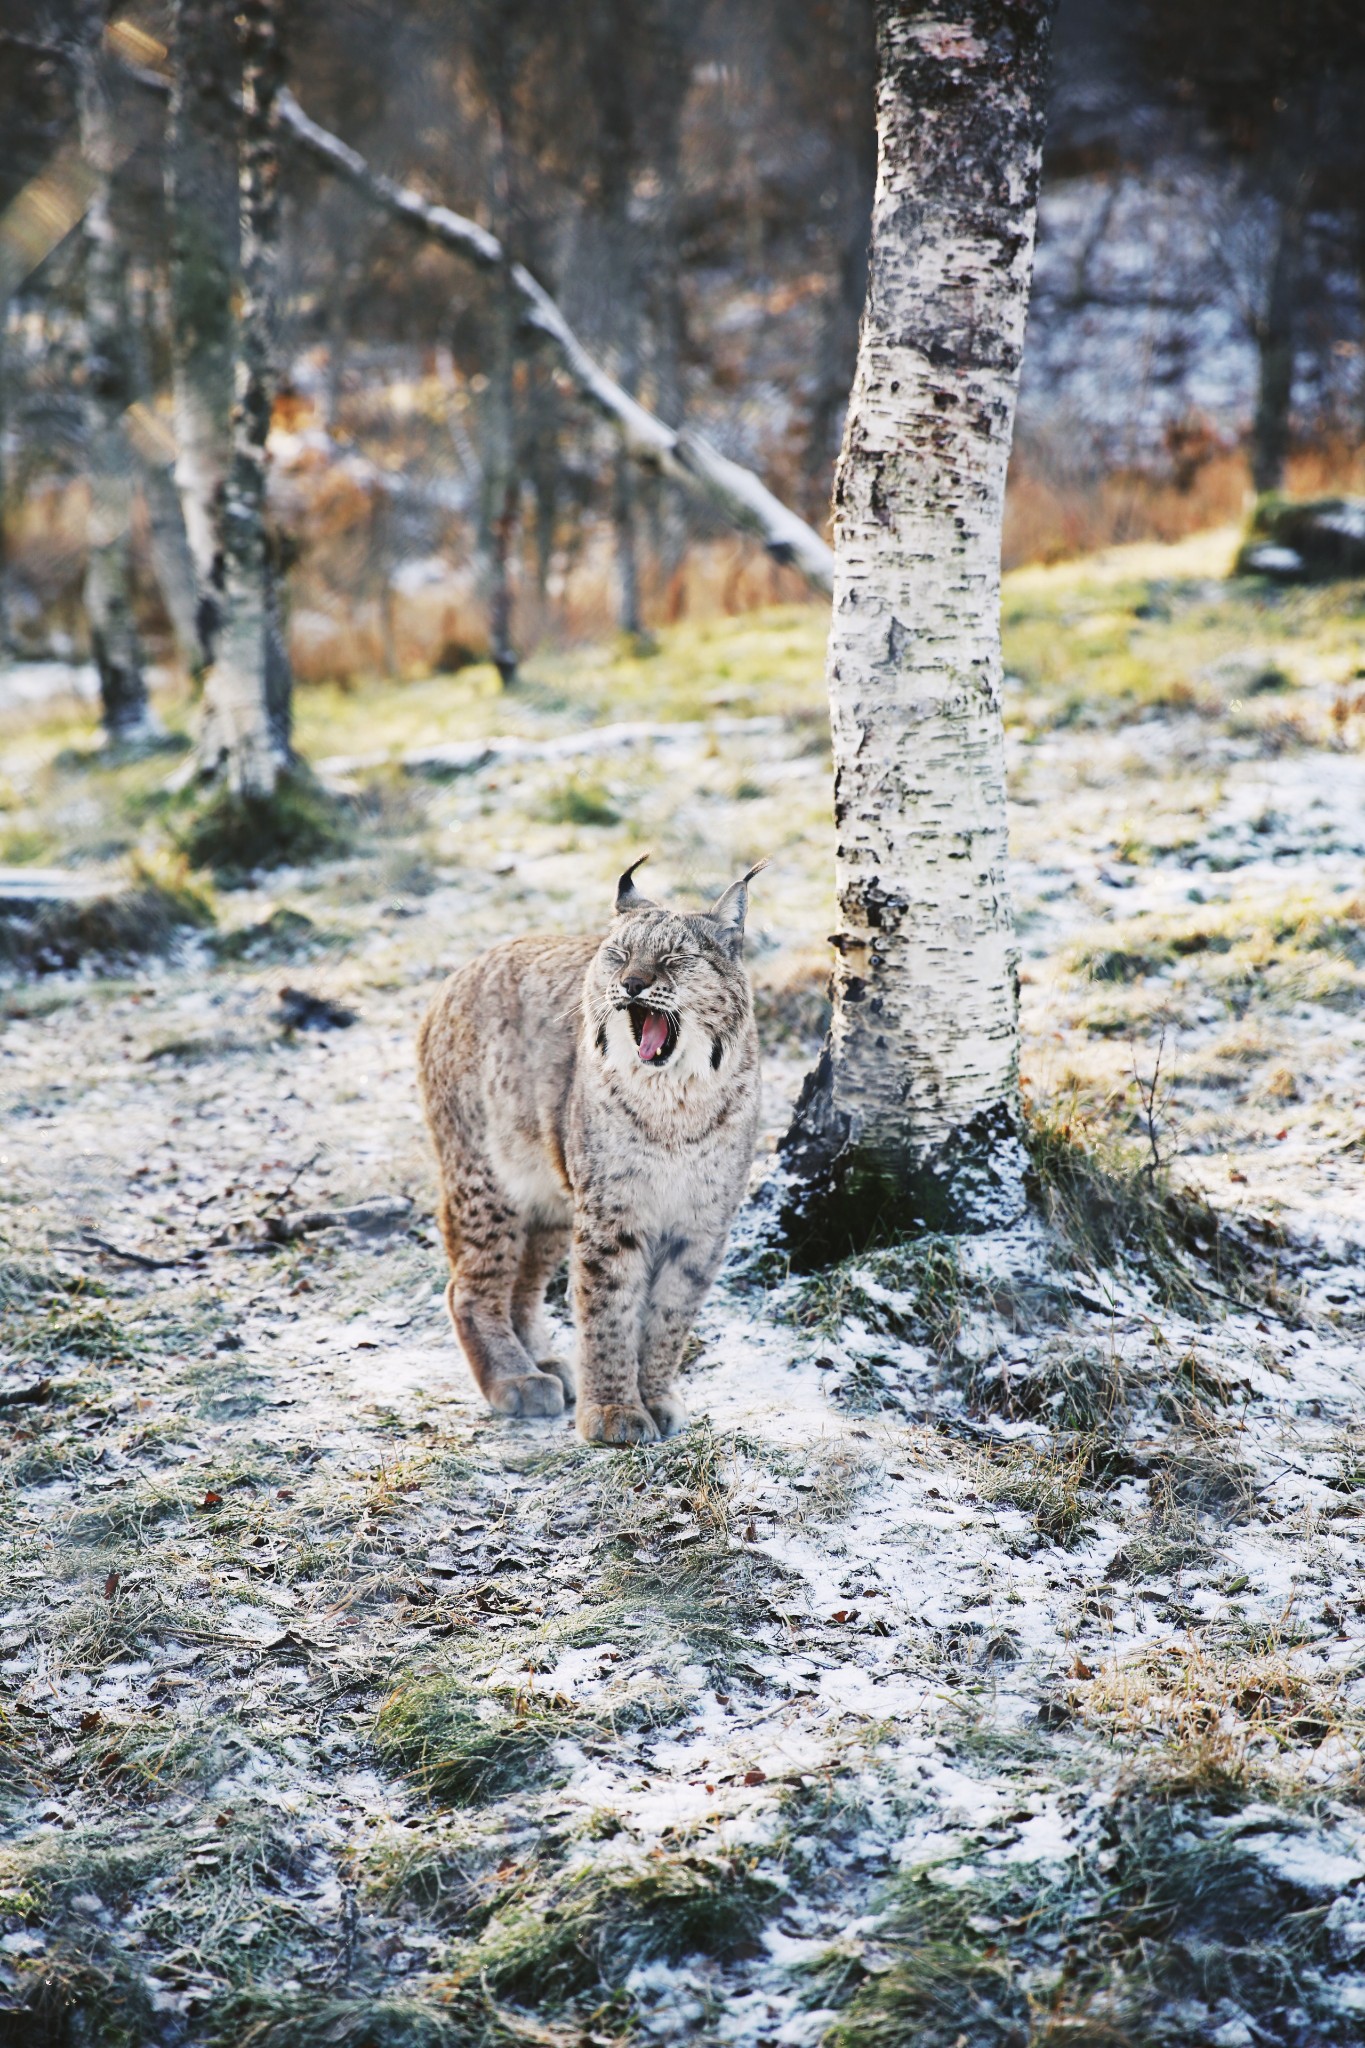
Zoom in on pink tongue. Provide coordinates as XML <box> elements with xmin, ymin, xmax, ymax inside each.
<box><xmin>638</xmin><ymin>1010</ymin><xmax>670</xmax><ymax>1062</ymax></box>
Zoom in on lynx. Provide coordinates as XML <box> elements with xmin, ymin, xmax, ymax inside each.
<box><xmin>417</xmin><ymin>857</ymin><xmax>766</xmax><ymax>1445</ymax></box>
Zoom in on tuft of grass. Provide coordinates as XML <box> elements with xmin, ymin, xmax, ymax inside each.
<box><xmin>785</xmin><ymin>1238</ymin><xmax>963</xmax><ymax>1359</ymax></box>
<box><xmin>1075</xmin><ymin>1629</ymin><xmax>1352</xmax><ymax>1788</ymax></box>
<box><xmin>977</xmin><ymin>1437</ymin><xmax>1097</xmax><ymax>1547</ymax></box>
<box><xmin>174</xmin><ymin>769</ymin><xmax>355</xmax><ymax>881</ymax></box>
<box><xmin>1025</xmin><ymin>1098</ymin><xmax>1287</xmax><ymax>1314</ymax></box>
<box><xmin>539</xmin><ymin>777</ymin><xmax>621</xmax><ymax>827</ymax></box>
<box><xmin>212</xmin><ymin>1990</ymin><xmax>490</xmax><ymax>2048</ymax></box>
<box><xmin>0</xmin><ymin>860</ymin><xmax>212</xmax><ymax>976</ymax></box>
<box><xmin>471</xmin><ymin>1850</ymin><xmax>781</xmax><ymax>2001</ymax></box>
<box><xmin>375</xmin><ymin>1674</ymin><xmax>595</xmax><ymax>1805</ymax></box>
<box><xmin>819</xmin><ymin>1775</ymin><xmax>1356</xmax><ymax>2048</ymax></box>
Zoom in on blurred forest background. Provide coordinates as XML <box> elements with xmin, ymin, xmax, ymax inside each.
<box><xmin>2</xmin><ymin>0</ymin><xmax>1364</xmax><ymax>690</ymax></box>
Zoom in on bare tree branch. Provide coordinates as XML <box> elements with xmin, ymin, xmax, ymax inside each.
<box><xmin>110</xmin><ymin>47</ymin><xmax>834</xmax><ymax>592</ymax></box>
<box><xmin>273</xmin><ymin>89</ymin><xmax>834</xmax><ymax>595</ymax></box>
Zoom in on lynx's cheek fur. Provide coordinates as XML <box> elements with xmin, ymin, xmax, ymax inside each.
<box><xmin>418</xmin><ymin>857</ymin><xmax>766</xmax><ymax>1445</ymax></box>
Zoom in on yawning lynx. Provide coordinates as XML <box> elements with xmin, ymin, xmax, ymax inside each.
<box><xmin>417</xmin><ymin>857</ymin><xmax>766</xmax><ymax>1444</ymax></box>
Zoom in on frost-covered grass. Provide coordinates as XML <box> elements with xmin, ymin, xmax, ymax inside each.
<box><xmin>1</xmin><ymin>533</ymin><xmax>1363</xmax><ymax>2044</ymax></box>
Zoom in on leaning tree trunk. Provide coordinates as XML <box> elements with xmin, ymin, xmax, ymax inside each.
<box><xmin>778</xmin><ymin>0</ymin><xmax>1055</xmax><ymax>1263</ymax></box>
<box><xmin>77</xmin><ymin>13</ymin><xmax>159</xmax><ymax>747</ymax></box>
<box><xmin>195</xmin><ymin>0</ymin><xmax>293</xmax><ymax>793</ymax></box>
<box><xmin>167</xmin><ymin>0</ymin><xmax>239</xmax><ymax>669</ymax></box>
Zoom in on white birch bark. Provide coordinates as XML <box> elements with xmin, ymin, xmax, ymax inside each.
<box><xmin>195</xmin><ymin>0</ymin><xmax>292</xmax><ymax>795</ymax></box>
<box><xmin>166</xmin><ymin>0</ymin><xmax>239</xmax><ymax>666</ymax></box>
<box><xmin>77</xmin><ymin>16</ymin><xmax>158</xmax><ymax>747</ymax></box>
<box><xmin>781</xmin><ymin>0</ymin><xmax>1055</xmax><ymax>1253</ymax></box>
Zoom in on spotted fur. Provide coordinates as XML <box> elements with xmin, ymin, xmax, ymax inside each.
<box><xmin>417</xmin><ymin>860</ymin><xmax>765</xmax><ymax>1444</ymax></box>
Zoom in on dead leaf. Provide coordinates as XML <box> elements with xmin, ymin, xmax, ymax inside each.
<box><xmin>199</xmin><ymin>1490</ymin><xmax>223</xmax><ymax>1509</ymax></box>
<box><xmin>743</xmin><ymin>1768</ymin><xmax>767</xmax><ymax>1786</ymax></box>
<box><xmin>103</xmin><ymin>1571</ymin><xmax>119</xmax><ymax>1600</ymax></box>
<box><xmin>1071</xmin><ymin>1655</ymin><xmax>1094</xmax><ymax>1680</ymax></box>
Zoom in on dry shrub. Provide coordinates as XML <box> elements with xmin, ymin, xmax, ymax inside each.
<box><xmin>1075</xmin><ymin>1635</ymin><xmax>1349</xmax><ymax>1779</ymax></box>
<box><xmin>1003</xmin><ymin>429</ymin><xmax>1365</xmax><ymax>570</ymax></box>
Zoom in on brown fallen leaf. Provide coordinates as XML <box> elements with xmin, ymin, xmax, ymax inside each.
<box><xmin>743</xmin><ymin>1768</ymin><xmax>767</xmax><ymax>1786</ymax></box>
<box><xmin>199</xmin><ymin>1490</ymin><xmax>223</xmax><ymax>1509</ymax></box>
<box><xmin>104</xmin><ymin>1571</ymin><xmax>119</xmax><ymax>1600</ymax></box>
<box><xmin>1071</xmin><ymin>1655</ymin><xmax>1094</xmax><ymax>1680</ymax></box>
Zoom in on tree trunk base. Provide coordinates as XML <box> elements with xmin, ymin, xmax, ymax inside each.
<box><xmin>771</xmin><ymin>1045</ymin><xmax>1028</xmax><ymax>1271</ymax></box>
<box><xmin>174</xmin><ymin>764</ymin><xmax>353</xmax><ymax>882</ymax></box>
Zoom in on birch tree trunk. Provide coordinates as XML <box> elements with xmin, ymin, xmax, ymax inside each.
<box><xmin>779</xmin><ymin>0</ymin><xmax>1055</xmax><ymax>1261</ymax></box>
<box><xmin>479</xmin><ymin>264</ymin><xmax>519</xmax><ymax>687</ymax></box>
<box><xmin>195</xmin><ymin>0</ymin><xmax>293</xmax><ymax>794</ymax></box>
<box><xmin>166</xmin><ymin>0</ymin><xmax>239</xmax><ymax>668</ymax></box>
<box><xmin>77</xmin><ymin>12</ymin><xmax>159</xmax><ymax>747</ymax></box>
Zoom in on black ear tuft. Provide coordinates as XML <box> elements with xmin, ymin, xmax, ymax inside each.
<box><xmin>616</xmin><ymin>854</ymin><xmax>657</xmax><ymax>915</ymax></box>
<box><xmin>708</xmin><ymin>858</ymin><xmax>769</xmax><ymax>950</ymax></box>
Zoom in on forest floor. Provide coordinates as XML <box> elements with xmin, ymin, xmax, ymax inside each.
<box><xmin>2</xmin><ymin>524</ymin><xmax>1365</xmax><ymax>2048</ymax></box>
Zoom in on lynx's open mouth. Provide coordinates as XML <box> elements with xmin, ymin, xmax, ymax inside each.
<box><xmin>626</xmin><ymin>1002</ymin><xmax>678</xmax><ymax>1065</ymax></box>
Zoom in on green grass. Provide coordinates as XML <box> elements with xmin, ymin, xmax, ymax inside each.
<box><xmin>977</xmin><ymin>1437</ymin><xmax>1097</xmax><ymax>1547</ymax></box>
<box><xmin>471</xmin><ymin>1850</ymin><xmax>781</xmax><ymax>2002</ymax></box>
<box><xmin>1023</xmin><ymin>1098</ymin><xmax>1289</xmax><ymax>1315</ymax></box>
<box><xmin>173</xmin><ymin>769</ymin><xmax>355</xmax><ymax>881</ymax></box>
<box><xmin>0</xmin><ymin>863</ymin><xmax>212</xmax><ymax>974</ymax></box>
<box><xmin>784</xmin><ymin>1237</ymin><xmax>964</xmax><ymax>1357</ymax></box>
<box><xmin>375</xmin><ymin>1674</ymin><xmax>597</xmax><ymax>1805</ymax></box>
<box><xmin>539</xmin><ymin>777</ymin><xmax>622</xmax><ymax>827</ymax></box>
<box><xmin>818</xmin><ymin>1782</ymin><xmax>1356</xmax><ymax>2048</ymax></box>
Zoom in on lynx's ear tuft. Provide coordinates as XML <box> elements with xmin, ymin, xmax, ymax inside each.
<box><xmin>708</xmin><ymin>859</ymin><xmax>769</xmax><ymax>954</ymax></box>
<box><xmin>615</xmin><ymin>853</ymin><xmax>657</xmax><ymax>915</ymax></box>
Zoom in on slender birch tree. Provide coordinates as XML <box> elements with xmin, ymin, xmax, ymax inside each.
<box><xmin>780</xmin><ymin>0</ymin><xmax>1056</xmax><ymax>1259</ymax></box>
<box><xmin>194</xmin><ymin>0</ymin><xmax>293</xmax><ymax>793</ymax></box>
<box><xmin>76</xmin><ymin>5</ymin><xmax>159</xmax><ymax>747</ymax></box>
<box><xmin>166</xmin><ymin>0</ymin><xmax>238</xmax><ymax>669</ymax></box>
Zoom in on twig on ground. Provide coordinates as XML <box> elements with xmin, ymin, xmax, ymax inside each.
<box><xmin>257</xmin><ymin>1150</ymin><xmax>324</xmax><ymax>1220</ymax></box>
<box><xmin>69</xmin><ymin>1229</ymin><xmax>203</xmax><ymax>1271</ymax></box>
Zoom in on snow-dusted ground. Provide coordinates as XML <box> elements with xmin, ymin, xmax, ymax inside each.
<box><xmin>1</xmin><ymin>549</ymin><xmax>1363</xmax><ymax>2043</ymax></box>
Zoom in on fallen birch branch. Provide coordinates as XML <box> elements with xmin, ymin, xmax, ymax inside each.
<box><xmin>317</xmin><ymin>714</ymin><xmax>783</xmax><ymax>782</ymax></box>
<box><xmin>273</xmin><ymin>90</ymin><xmax>834</xmax><ymax>596</ymax></box>
<box><xmin>113</xmin><ymin>48</ymin><xmax>834</xmax><ymax>593</ymax></box>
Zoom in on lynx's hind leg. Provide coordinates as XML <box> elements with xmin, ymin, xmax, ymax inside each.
<box><xmin>441</xmin><ymin>1187</ymin><xmax>566</xmax><ymax>1419</ymax></box>
<box><xmin>512</xmin><ymin>1221</ymin><xmax>575</xmax><ymax>1403</ymax></box>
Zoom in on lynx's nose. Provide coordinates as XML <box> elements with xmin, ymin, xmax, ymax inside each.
<box><xmin>621</xmin><ymin>971</ymin><xmax>653</xmax><ymax>999</ymax></box>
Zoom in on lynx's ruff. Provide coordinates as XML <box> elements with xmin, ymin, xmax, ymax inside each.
<box><xmin>417</xmin><ymin>858</ymin><xmax>765</xmax><ymax>1444</ymax></box>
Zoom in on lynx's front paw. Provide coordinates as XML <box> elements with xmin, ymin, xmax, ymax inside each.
<box><xmin>487</xmin><ymin>1371</ymin><xmax>566</xmax><ymax>1419</ymax></box>
<box><xmin>577</xmin><ymin>1400</ymin><xmax>659</xmax><ymax>1446</ymax></box>
<box><xmin>644</xmin><ymin>1390</ymin><xmax>688</xmax><ymax>1438</ymax></box>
